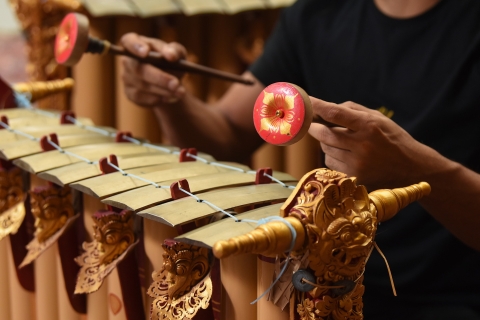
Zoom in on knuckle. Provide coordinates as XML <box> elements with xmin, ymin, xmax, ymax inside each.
<box><xmin>120</xmin><ymin>32</ymin><xmax>137</xmax><ymax>44</ymax></box>
<box><xmin>341</xmin><ymin>101</ymin><xmax>356</xmax><ymax>109</ymax></box>
<box><xmin>170</xmin><ymin>42</ymin><xmax>187</xmax><ymax>54</ymax></box>
<box><xmin>325</xmin><ymin>106</ymin><xmax>342</xmax><ymax>123</ymax></box>
<box><xmin>363</xmin><ymin>113</ymin><xmax>382</xmax><ymax>134</ymax></box>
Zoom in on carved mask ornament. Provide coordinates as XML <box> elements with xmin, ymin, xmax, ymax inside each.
<box><xmin>30</xmin><ymin>185</ymin><xmax>74</xmax><ymax>243</ymax></box>
<box><xmin>0</xmin><ymin>166</ymin><xmax>26</xmax><ymax>240</ymax></box>
<box><xmin>92</xmin><ymin>210</ymin><xmax>135</xmax><ymax>266</ymax></box>
<box><xmin>74</xmin><ymin>210</ymin><xmax>137</xmax><ymax>294</ymax></box>
<box><xmin>148</xmin><ymin>240</ymin><xmax>212</xmax><ymax>320</ymax></box>
<box><xmin>285</xmin><ymin>169</ymin><xmax>375</xmax><ymax>319</ymax></box>
<box><xmin>20</xmin><ymin>185</ymin><xmax>79</xmax><ymax>267</ymax></box>
<box><xmin>0</xmin><ymin>166</ymin><xmax>24</xmax><ymax>213</ymax></box>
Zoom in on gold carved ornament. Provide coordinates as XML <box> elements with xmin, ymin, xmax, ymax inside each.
<box><xmin>0</xmin><ymin>166</ymin><xmax>25</xmax><ymax>241</ymax></box>
<box><xmin>8</xmin><ymin>0</ymin><xmax>82</xmax><ymax>110</ymax></box>
<box><xmin>12</xmin><ymin>78</ymin><xmax>74</xmax><ymax>103</ymax></box>
<box><xmin>74</xmin><ymin>210</ymin><xmax>136</xmax><ymax>294</ymax></box>
<box><xmin>212</xmin><ymin>168</ymin><xmax>431</xmax><ymax>320</ymax></box>
<box><xmin>148</xmin><ymin>240</ymin><xmax>212</xmax><ymax>320</ymax></box>
<box><xmin>20</xmin><ymin>185</ymin><xmax>78</xmax><ymax>267</ymax></box>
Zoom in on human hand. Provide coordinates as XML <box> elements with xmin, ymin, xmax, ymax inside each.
<box><xmin>120</xmin><ymin>33</ymin><xmax>187</xmax><ymax>106</ymax></box>
<box><xmin>308</xmin><ymin>98</ymin><xmax>433</xmax><ymax>190</ymax></box>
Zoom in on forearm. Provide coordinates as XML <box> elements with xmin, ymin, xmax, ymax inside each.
<box><xmin>152</xmin><ymin>93</ymin><xmax>263</xmax><ymax>161</ymax></box>
<box><xmin>415</xmin><ymin>151</ymin><xmax>480</xmax><ymax>251</ymax></box>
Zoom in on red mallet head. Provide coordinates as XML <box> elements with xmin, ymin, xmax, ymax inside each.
<box><xmin>253</xmin><ymin>82</ymin><xmax>312</xmax><ymax>146</ymax></box>
<box><xmin>55</xmin><ymin>13</ymin><xmax>89</xmax><ymax>66</ymax></box>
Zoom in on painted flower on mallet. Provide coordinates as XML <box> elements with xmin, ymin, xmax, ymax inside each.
<box><xmin>259</xmin><ymin>90</ymin><xmax>296</xmax><ymax>136</ymax></box>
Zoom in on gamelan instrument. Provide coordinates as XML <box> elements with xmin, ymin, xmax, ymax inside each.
<box><xmin>54</xmin><ymin>13</ymin><xmax>255</xmax><ymax>86</ymax></box>
<box><xmin>0</xmin><ymin>78</ymin><xmax>430</xmax><ymax>320</ymax></box>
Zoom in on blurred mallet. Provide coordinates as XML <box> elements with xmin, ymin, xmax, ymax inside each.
<box><xmin>54</xmin><ymin>13</ymin><xmax>254</xmax><ymax>85</ymax></box>
<box><xmin>253</xmin><ymin>82</ymin><xmax>334</xmax><ymax>146</ymax></box>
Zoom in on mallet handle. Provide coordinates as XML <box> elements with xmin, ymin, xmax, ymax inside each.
<box><xmin>88</xmin><ymin>37</ymin><xmax>254</xmax><ymax>86</ymax></box>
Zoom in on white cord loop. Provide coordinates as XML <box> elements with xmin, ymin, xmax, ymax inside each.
<box><xmin>263</xmin><ymin>172</ymin><xmax>295</xmax><ymax>189</ymax></box>
<box><xmin>45</xmin><ymin>138</ymin><xmax>96</xmax><ymax>165</ymax></box>
<box><xmin>65</xmin><ymin>115</ymin><xmax>115</xmax><ymax>137</ymax></box>
<box><xmin>106</xmin><ymin>161</ymin><xmax>169</xmax><ymax>189</ymax></box>
<box><xmin>0</xmin><ymin>120</ymin><xmax>39</xmax><ymax>141</ymax></box>
<box><xmin>121</xmin><ymin>135</ymin><xmax>142</xmax><ymax>145</ymax></box>
<box><xmin>178</xmin><ymin>186</ymin><xmax>239</xmax><ymax>220</ymax></box>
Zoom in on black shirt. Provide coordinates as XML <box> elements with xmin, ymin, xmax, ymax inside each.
<box><xmin>250</xmin><ymin>0</ymin><xmax>480</xmax><ymax>318</ymax></box>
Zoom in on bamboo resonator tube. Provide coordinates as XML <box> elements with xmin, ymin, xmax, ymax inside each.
<box><xmin>12</xmin><ymin>78</ymin><xmax>75</xmax><ymax>103</ymax></box>
<box><xmin>212</xmin><ymin>181</ymin><xmax>431</xmax><ymax>259</ymax></box>
<box><xmin>55</xmin><ymin>13</ymin><xmax>254</xmax><ymax>85</ymax></box>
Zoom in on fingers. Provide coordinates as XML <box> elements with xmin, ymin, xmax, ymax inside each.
<box><xmin>121</xmin><ymin>33</ymin><xmax>151</xmax><ymax>58</ymax></box>
<box><xmin>308</xmin><ymin>122</ymin><xmax>354</xmax><ymax>150</ymax></box>
<box><xmin>140</xmin><ymin>36</ymin><xmax>187</xmax><ymax>62</ymax></box>
<box><xmin>121</xmin><ymin>57</ymin><xmax>185</xmax><ymax>107</ymax></box>
<box><xmin>321</xmin><ymin>144</ymin><xmax>349</xmax><ymax>173</ymax></box>
<box><xmin>123</xmin><ymin>57</ymin><xmax>184</xmax><ymax>92</ymax></box>
<box><xmin>119</xmin><ymin>33</ymin><xmax>189</xmax><ymax>107</ymax></box>
<box><xmin>309</xmin><ymin>97</ymin><xmax>380</xmax><ymax>131</ymax></box>
<box><xmin>121</xmin><ymin>33</ymin><xmax>187</xmax><ymax>61</ymax></box>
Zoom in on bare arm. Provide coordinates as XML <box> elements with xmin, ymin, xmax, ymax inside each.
<box><xmin>151</xmin><ymin>76</ymin><xmax>265</xmax><ymax>161</ymax></box>
<box><xmin>120</xmin><ymin>33</ymin><xmax>265</xmax><ymax>161</ymax></box>
<box><xmin>308</xmin><ymin>98</ymin><xmax>480</xmax><ymax>251</ymax></box>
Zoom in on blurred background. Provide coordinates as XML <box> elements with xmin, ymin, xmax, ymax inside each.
<box><xmin>0</xmin><ymin>0</ymin><xmax>27</xmax><ymax>84</ymax></box>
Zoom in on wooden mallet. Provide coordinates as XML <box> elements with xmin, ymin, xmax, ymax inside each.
<box><xmin>54</xmin><ymin>13</ymin><xmax>254</xmax><ymax>85</ymax></box>
<box><xmin>253</xmin><ymin>82</ymin><xmax>334</xmax><ymax>146</ymax></box>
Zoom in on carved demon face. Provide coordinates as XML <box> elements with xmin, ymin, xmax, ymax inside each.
<box><xmin>0</xmin><ymin>167</ymin><xmax>24</xmax><ymax>213</ymax></box>
<box><xmin>30</xmin><ymin>186</ymin><xmax>74</xmax><ymax>243</ymax></box>
<box><xmin>288</xmin><ymin>169</ymin><xmax>377</xmax><ymax>283</ymax></box>
<box><xmin>283</xmin><ymin>169</ymin><xmax>379</xmax><ymax>319</ymax></box>
<box><xmin>162</xmin><ymin>242</ymin><xmax>210</xmax><ymax>299</ymax></box>
<box><xmin>92</xmin><ymin>210</ymin><xmax>134</xmax><ymax>266</ymax></box>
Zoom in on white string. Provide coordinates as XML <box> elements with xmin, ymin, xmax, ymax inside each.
<box><xmin>142</xmin><ymin>142</ymin><xmax>178</xmax><ymax>154</ymax></box>
<box><xmin>178</xmin><ymin>186</ymin><xmax>239</xmax><ymax>220</ymax></box>
<box><xmin>185</xmin><ymin>153</ymin><xmax>247</xmax><ymax>172</ymax></box>
<box><xmin>120</xmin><ymin>135</ymin><xmax>142</xmax><ymax>145</ymax></box>
<box><xmin>45</xmin><ymin>139</ymin><xmax>97</xmax><ymax>165</ymax></box>
<box><xmin>14</xmin><ymin>92</ymin><xmax>58</xmax><ymax>118</ymax></box>
<box><xmin>106</xmin><ymin>161</ymin><xmax>169</xmax><ymax>189</ymax></box>
<box><xmin>13</xmin><ymin>91</ymin><xmax>33</xmax><ymax>108</ymax></box>
<box><xmin>263</xmin><ymin>172</ymin><xmax>295</xmax><ymax>189</ymax></box>
<box><xmin>251</xmin><ymin>256</ymin><xmax>291</xmax><ymax>304</ymax></box>
<box><xmin>0</xmin><ymin>120</ymin><xmax>40</xmax><ymax>141</ymax></box>
<box><xmin>64</xmin><ymin>115</ymin><xmax>115</xmax><ymax>137</ymax></box>
<box><xmin>243</xmin><ymin>216</ymin><xmax>297</xmax><ymax>252</ymax></box>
